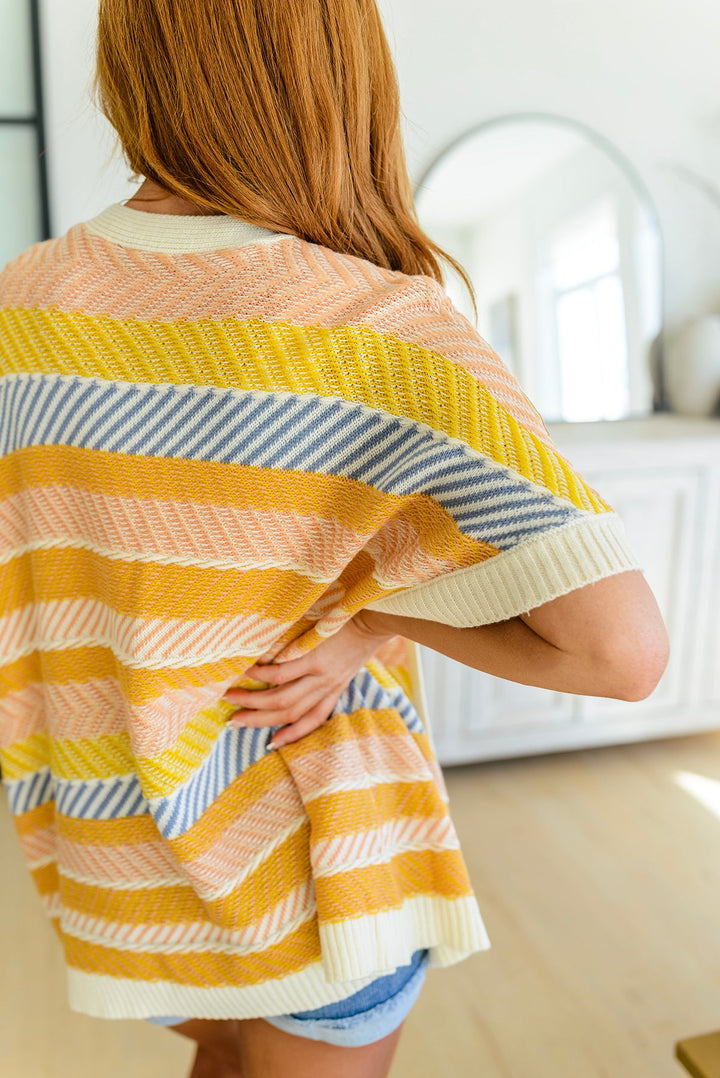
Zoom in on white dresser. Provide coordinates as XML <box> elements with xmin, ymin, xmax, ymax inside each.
<box><xmin>421</xmin><ymin>415</ymin><xmax>720</xmax><ymax>766</ymax></box>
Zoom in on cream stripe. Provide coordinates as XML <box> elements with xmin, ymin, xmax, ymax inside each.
<box><xmin>65</xmin><ymin>894</ymin><xmax>491</xmax><ymax>1020</ymax></box>
<box><xmin>66</xmin><ymin>961</ymin><xmax>382</xmax><ymax>1021</ymax></box>
<box><xmin>83</xmin><ymin>203</ymin><xmax>291</xmax><ymax>254</ymax></box>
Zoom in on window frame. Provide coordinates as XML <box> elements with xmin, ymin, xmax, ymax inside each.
<box><xmin>0</xmin><ymin>0</ymin><xmax>50</xmax><ymax>240</ymax></box>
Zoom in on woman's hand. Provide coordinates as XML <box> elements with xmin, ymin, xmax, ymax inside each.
<box><xmin>223</xmin><ymin>614</ymin><xmax>395</xmax><ymax>749</ymax></box>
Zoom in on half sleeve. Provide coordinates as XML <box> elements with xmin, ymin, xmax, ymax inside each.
<box><xmin>349</xmin><ymin>281</ymin><xmax>641</xmax><ymax>628</ymax></box>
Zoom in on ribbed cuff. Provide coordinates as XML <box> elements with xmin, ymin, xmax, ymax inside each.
<box><xmin>364</xmin><ymin>513</ymin><xmax>641</xmax><ymax>628</ymax></box>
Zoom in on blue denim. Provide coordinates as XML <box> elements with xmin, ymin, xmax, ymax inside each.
<box><xmin>146</xmin><ymin>948</ymin><xmax>430</xmax><ymax>1047</ymax></box>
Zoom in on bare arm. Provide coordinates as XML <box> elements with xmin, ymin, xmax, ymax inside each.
<box><xmin>225</xmin><ymin>570</ymin><xmax>669</xmax><ymax>747</ymax></box>
<box><xmin>355</xmin><ymin>569</ymin><xmax>669</xmax><ymax>702</ymax></box>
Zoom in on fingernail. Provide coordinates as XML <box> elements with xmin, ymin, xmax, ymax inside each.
<box><xmin>266</xmin><ymin>741</ymin><xmax>280</xmax><ymax>751</ymax></box>
<box><xmin>226</xmin><ymin>719</ymin><xmax>246</xmax><ymax>728</ymax></box>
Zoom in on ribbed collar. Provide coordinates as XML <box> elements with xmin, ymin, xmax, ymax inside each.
<box><xmin>83</xmin><ymin>201</ymin><xmax>292</xmax><ymax>254</ymax></box>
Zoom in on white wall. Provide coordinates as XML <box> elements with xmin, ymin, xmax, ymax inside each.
<box><xmin>40</xmin><ymin>0</ymin><xmax>720</xmax><ymax>333</ymax></box>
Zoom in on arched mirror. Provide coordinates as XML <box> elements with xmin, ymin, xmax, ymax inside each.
<box><xmin>415</xmin><ymin>115</ymin><xmax>664</xmax><ymax>423</ymax></box>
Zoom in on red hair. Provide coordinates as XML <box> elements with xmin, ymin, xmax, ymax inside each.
<box><xmin>95</xmin><ymin>0</ymin><xmax>475</xmax><ymax>308</ymax></box>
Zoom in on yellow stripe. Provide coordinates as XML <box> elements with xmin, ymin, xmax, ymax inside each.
<box><xmin>136</xmin><ymin>704</ymin><xmax>232</xmax><ymax>799</ymax></box>
<box><xmin>57</xmin><ymin>812</ymin><xmax>162</xmax><ymax>847</ymax></box>
<box><xmin>51</xmin><ymin>733</ymin><xmax>135</xmax><ymax>782</ymax></box>
<box><xmin>60</xmin><ymin>917</ymin><xmax>321</xmax><ymax>987</ymax></box>
<box><xmin>0</xmin><ymin>308</ymin><xmax>610</xmax><ymax>512</ymax></box>
<box><xmin>365</xmin><ymin>656</ymin><xmax>412</xmax><ymax>697</ymax></box>
<box><xmin>0</xmin><ymin>730</ymin><xmax>139</xmax><ymax>784</ymax></box>
<box><xmin>32</xmin><ymin>861</ymin><xmax>59</xmax><ymax>897</ymax></box>
<box><xmin>1</xmin><ymin>732</ymin><xmax>50</xmax><ymax>778</ymax></box>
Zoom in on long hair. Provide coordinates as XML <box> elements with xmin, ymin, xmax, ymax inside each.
<box><xmin>94</xmin><ymin>0</ymin><xmax>476</xmax><ymax>312</ymax></box>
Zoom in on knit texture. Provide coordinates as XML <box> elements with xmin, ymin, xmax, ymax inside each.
<box><xmin>0</xmin><ymin>203</ymin><xmax>639</xmax><ymax>1020</ymax></box>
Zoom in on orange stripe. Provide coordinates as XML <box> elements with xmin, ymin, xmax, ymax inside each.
<box><xmin>31</xmin><ymin>860</ymin><xmax>59</xmax><ymax>897</ymax></box>
<box><xmin>56</xmin><ymin>812</ymin><xmax>162</xmax><ymax>847</ymax></box>
<box><xmin>12</xmin><ymin>800</ymin><xmax>55</xmax><ymax>836</ymax></box>
<box><xmin>315</xmin><ymin>848</ymin><xmax>474</xmax><ymax>921</ymax></box>
<box><xmin>0</xmin><ymin>548</ymin><xmax>322</xmax><ymax>622</ymax></box>
<box><xmin>0</xmin><ymin>443</ymin><xmax>495</xmax><ymax>565</ymax></box>
<box><xmin>305</xmin><ymin>781</ymin><xmax>447</xmax><ymax>841</ymax></box>
<box><xmin>60</xmin><ymin>916</ymin><xmax>321</xmax><ymax>987</ymax></box>
<box><xmin>0</xmin><ymin>633</ymin><xmax>314</xmax><ymax>705</ymax></box>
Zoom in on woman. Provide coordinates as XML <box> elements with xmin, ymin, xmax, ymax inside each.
<box><xmin>0</xmin><ymin>1</ymin><xmax>669</xmax><ymax>1076</ymax></box>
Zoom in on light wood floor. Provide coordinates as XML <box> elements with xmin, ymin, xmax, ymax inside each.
<box><xmin>3</xmin><ymin>730</ymin><xmax>720</xmax><ymax>1077</ymax></box>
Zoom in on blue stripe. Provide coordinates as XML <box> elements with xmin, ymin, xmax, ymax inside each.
<box><xmin>150</xmin><ymin>668</ymin><xmax>424</xmax><ymax>839</ymax></box>
<box><xmin>5</xmin><ymin>767</ymin><xmax>54</xmax><ymax>815</ymax></box>
<box><xmin>0</xmin><ymin>373</ymin><xmax>580</xmax><ymax>551</ymax></box>
<box><xmin>2</xmin><ymin>666</ymin><xmax>425</xmax><ymax>831</ymax></box>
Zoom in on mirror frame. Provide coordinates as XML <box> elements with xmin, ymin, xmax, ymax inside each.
<box><xmin>414</xmin><ymin>111</ymin><xmax>667</xmax><ymax>417</ymax></box>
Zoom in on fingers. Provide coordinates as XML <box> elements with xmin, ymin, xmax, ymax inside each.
<box><xmin>226</xmin><ymin>682</ymin><xmax>327</xmax><ymax>728</ymax></box>
<box><xmin>224</xmin><ymin>679</ymin><xmax>312</xmax><ymax>711</ymax></box>
<box><xmin>239</xmin><ymin>655</ymin><xmax>314</xmax><ymax>686</ymax></box>
<box><xmin>227</xmin><ymin>708</ymin><xmax>296</xmax><ymax>728</ymax></box>
<box><xmin>268</xmin><ymin>705</ymin><xmax>332</xmax><ymax>749</ymax></box>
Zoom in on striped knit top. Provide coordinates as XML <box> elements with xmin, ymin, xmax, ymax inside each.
<box><xmin>0</xmin><ymin>202</ymin><xmax>640</xmax><ymax>1021</ymax></box>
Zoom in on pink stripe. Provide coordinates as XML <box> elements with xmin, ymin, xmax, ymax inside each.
<box><xmin>3</xmin><ymin>225</ymin><xmax>551</xmax><ymax>445</ymax></box>
<box><xmin>177</xmin><ymin>778</ymin><xmax>307</xmax><ymax>899</ymax></box>
<box><xmin>0</xmin><ymin>486</ymin><xmax>459</xmax><ymax>583</ymax></box>
<box><xmin>57</xmin><ymin>834</ymin><xmax>187</xmax><ymax>888</ymax></box>
<box><xmin>287</xmin><ymin>731</ymin><xmax>436</xmax><ymax>801</ymax></box>
<box><xmin>312</xmin><ymin>815</ymin><xmax>457</xmax><ymax>877</ymax></box>
<box><xmin>19</xmin><ymin>824</ymin><xmax>57</xmax><ymax>863</ymax></box>
<box><xmin>0</xmin><ymin>599</ymin><xmax>292</xmax><ymax>668</ymax></box>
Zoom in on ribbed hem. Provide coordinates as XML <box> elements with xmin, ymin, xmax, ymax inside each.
<box><xmin>82</xmin><ymin>202</ymin><xmax>294</xmax><ymax>254</ymax></box>
<box><xmin>67</xmin><ymin>962</ymin><xmax>380</xmax><ymax>1022</ymax></box>
<box><xmin>66</xmin><ymin>895</ymin><xmax>490</xmax><ymax>1020</ymax></box>
<box><xmin>318</xmin><ymin>895</ymin><xmax>491</xmax><ymax>982</ymax></box>
<box><xmin>364</xmin><ymin>513</ymin><xmax>641</xmax><ymax>628</ymax></box>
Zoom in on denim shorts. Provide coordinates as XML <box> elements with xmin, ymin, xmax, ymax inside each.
<box><xmin>145</xmin><ymin>948</ymin><xmax>429</xmax><ymax>1048</ymax></box>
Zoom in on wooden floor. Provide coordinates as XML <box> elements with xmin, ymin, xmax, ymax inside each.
<box><xmin>3</xmin><ymin>729</ymin><xmax>720</xmax><ymax>1077</ymax></box>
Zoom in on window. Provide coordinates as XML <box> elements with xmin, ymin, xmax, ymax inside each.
<box><xmin>1</xmin><ymin>0</ymin><xmax>50</xmax><ymax>270</ymax></box>
<box><xmin>551</xmin><ymin>198</ymin><xmax>630</xmax><ymax>422</ymax></box>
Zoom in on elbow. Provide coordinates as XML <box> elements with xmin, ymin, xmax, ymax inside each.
<box><xmin>607</xmin><ymin>629</ymin><xmax>671</xmax><ymax>702</ymax></box>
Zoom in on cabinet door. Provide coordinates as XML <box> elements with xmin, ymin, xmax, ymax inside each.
<box><xmin>576</xmin><ymin>467</ymin><xmax>702</xmax><ymax>722</ymax></box>
<box><xmin>420</xmin><ymin>464</ymin><xmax>703</xmax><ymax>763</ymax></box>
<box><xmin>418</xmin><ymin>645</ymin><xmax>573</xmax><ymax>745</ymax></box>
